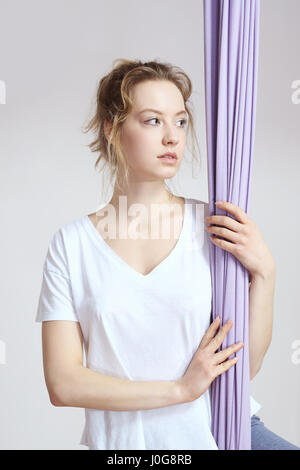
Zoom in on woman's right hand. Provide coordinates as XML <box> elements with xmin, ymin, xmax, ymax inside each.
<box><xmin>177</xmin><ymin>317</ymin><xmax>244</xmax><ymax>403</ymax></box>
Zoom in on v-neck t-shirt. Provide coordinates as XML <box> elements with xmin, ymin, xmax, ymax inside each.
<box><xmin>35</xmin><ymin>197</ymin><xmax>262</xmax><ymax>450</ymax></box>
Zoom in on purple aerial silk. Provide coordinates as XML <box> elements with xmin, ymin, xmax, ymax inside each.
<box><xmin>203</xmin><ymin>0</ymin><xmax>260</xmax><ymax>450</ymax></box>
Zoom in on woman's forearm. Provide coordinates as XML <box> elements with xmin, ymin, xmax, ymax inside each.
<box><xmin>53</xmin><ymin>366</ymin><xmax>185</xmax><ymax>411</ymax></box>
<box><xmin>249</xmin><ymin>265</ymin><xmax>276</xmax><ymax>378</ymax></box>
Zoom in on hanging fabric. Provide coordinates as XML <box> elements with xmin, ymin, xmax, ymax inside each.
<box><xmin>203</xmin><ymin>0</ymin><xmax>261</xmax><ymax>449</ymax></box>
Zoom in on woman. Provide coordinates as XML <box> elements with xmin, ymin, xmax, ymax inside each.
<box><xmin>36</xmin><ymin>59</ymin><xmax>299</xmax><ymax>450</ymax></box>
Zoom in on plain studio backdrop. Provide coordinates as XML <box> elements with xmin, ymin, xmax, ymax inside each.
<box><xmin>0</xmin><ymin>0</ymin><xmax>299</xmax><ymax>450</ymax></box>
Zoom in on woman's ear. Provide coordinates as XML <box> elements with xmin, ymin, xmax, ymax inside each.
<box><xmin>104</xmin><ymin>119</ymin><xmax>113</xmax><ymax>141</ymax></box>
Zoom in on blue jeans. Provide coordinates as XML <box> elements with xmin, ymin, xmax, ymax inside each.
<box><xmin>251</xmin><ymin>414</ymin><xmax>300</xmax><ymax>450</ymax></box>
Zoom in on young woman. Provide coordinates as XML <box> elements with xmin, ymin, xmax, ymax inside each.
<box><xmin>36</xmin><ymin>59</ymin><xmax>299</xmax><ymax>450</ymax></box>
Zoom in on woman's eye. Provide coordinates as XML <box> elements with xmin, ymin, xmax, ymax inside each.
<box><xmin>146</xmin><ymin>118</ymin><xmax>160</xmax><ymax>125</ymax></box>
<box><xmin>145</xmin><ymin>118</ymin><xmax>187</xmax><ymax>127</ymax></box>
<box><xmin>179</xmin><ymin>119</ymin><xmax>187</xmax><ymax>128</ymax></box>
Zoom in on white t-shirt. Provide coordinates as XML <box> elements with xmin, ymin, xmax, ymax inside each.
<box><xmin>35</xmin><ymin>197</ymin><xmax>262</xmax><ymax>450</ymax></box>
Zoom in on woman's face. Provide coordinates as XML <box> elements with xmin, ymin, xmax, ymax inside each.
<box><xmin>118</xmin><ymin>79</ymin><xmax>187</xmax><ymax>182</ymax></box>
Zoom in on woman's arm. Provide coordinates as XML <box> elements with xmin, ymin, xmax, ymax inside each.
<box><xmin>205</xmin><ymin>201</ymin><xmax>277</xmax><ymax>380</ymax></box>
<box><xmin>41</xmin><ymin>321</ymin><xmax>184</xmax><ymax>411</ymax></box>
<box><xmin>248</xmin><ymin>265</ymin><xmax>276</xmax><ymax>379</ymax></box>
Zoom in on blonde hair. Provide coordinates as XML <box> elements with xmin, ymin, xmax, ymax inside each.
<box><xmin>82</xmin><ymin>58</ymin><xmax>203</xmax><ymax>200</ymax></box>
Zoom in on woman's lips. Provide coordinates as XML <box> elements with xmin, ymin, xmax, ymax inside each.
<box><xmin>157</xmin><ymin>156</ymin><xmax>178</xmax><ymax>164</ymax></box>
<box><xmin>157</xmin><ymin>152</ymin><xmax>177</xmax><ymax>159</ymax></box>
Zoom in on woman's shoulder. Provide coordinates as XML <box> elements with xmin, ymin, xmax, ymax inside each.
<box><xmin>187</xmin><ymin>197</ymin><xmax>208</xmax><ymax>205</ymax></box>
<box><xmin>44</xmin><ymin>214</ymin><xmax>87</xmax><ymax>255</ymax></box>
<box><xmin>186</xmin><ymin>197</ymin><xmax>209</xmax><ymax>213</ymax></box>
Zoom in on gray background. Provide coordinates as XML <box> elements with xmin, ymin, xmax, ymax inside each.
<box><xmin>0</xmin><ymin>0</ymin><xmax>299</xmax><ymax>450</ymax></box>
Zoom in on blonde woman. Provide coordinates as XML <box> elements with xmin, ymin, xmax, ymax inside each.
<box><xmin>36</xmin><ymin>59</ymin><xmax>299</xmax><ymax>450</ymax></box>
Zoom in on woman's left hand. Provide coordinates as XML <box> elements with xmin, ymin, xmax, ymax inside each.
<box><xmin>204</xmin><ymin>201</ymin><xmax>275</xmax><ymax>279</ymax></box>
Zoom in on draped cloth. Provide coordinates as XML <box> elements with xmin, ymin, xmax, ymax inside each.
<box><xmin>203</xmin><ymin>0</ymin><xmax>260</xmax><ymax>450</ymax></box>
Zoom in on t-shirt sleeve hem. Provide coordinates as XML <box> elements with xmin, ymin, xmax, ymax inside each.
<box><xmin>35</xmin><ymin>312</ymin><xmax>80</xmax><ymax>323</ymax></box>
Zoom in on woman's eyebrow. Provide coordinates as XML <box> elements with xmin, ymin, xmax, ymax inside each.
<box><xmin>137</xmin><ymin>108</ymin><xmax>187</xmax><ymax>116</ymax></box>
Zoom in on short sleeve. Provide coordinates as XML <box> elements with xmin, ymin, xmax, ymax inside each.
<box><xmin>250</xmin><ymin>395</ymin><xmax>262</xmax><ymax>416</ymax></box>
<box><xmin>35</xmin><ymin>229</ymin><xmax>79</xmax><ymax>323</ymax></box>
